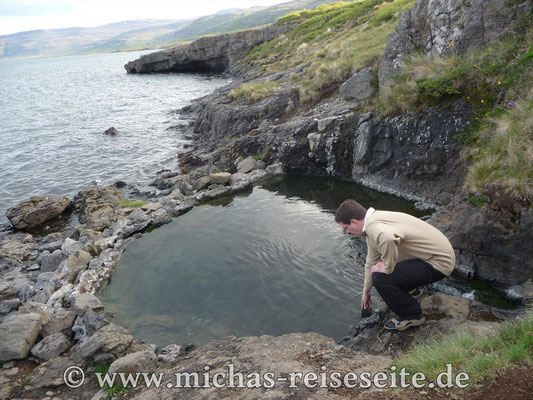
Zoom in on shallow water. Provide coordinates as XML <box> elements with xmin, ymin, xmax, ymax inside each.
<box><xmin>0</xmin><ymin>52</ymin><xmax>227</xmax><ymax>223</ymax></box>
<box><xmin>100</xmin><ymin>175</ymin><xmax>514</xmax><ymax>349</ymax></box>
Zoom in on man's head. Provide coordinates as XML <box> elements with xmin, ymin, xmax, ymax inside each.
<box><xmin>335</xmin><ymin>199</ymin><xmax>367</xmax><ymax>237</ymax></box>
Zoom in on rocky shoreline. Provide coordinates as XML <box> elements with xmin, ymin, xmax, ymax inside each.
<box><xmin>2</xmin><ymin>0</ymin><xmax>532</xmax><ymax>398</ymax></box>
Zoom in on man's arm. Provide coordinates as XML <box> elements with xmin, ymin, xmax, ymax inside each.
<box><xmin>362</xmin><ymin>241</ymin><xmax>381</xmax><ymax>309</ymax></box>
<box><xmin>373</xmin><ymin>225</ymin><xmax>402</xmax><ymax>274</ymax></box>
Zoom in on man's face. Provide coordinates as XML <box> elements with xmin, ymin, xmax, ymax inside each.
<box><xmin>339</xmin><ymin>219</ymin><xmax>364</xmax><ymax>237</ymax></box>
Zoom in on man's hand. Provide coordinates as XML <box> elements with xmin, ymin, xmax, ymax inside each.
<box><xmin>361</xmin><ymin>289</ymin><xmax>372</xmax><ymax>309</ymax></box>
<box><xmin>371</xmin><ymin>260</ymin><xmax>385</xmax><ymax>274</ymax></box>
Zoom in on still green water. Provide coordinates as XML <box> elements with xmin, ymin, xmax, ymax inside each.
<box><xmin>99</xmin><ymin>176</ymin><xmax>512</xmax><ymax>348</ymax></box>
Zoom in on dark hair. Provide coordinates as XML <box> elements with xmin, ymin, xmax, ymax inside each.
<box><xmin>335</xmin><ymin>200</ymin><xmax>367</xmax><ymax>224</ymax></box>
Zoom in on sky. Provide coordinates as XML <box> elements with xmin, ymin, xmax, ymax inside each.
<box><xmin>0</xmin><ymin>0</ymin><xmax>291</xmax><ymax>36</ymax></box>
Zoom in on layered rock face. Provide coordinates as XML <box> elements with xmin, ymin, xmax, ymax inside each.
<box><xmin>124</xmin><ymin>23</ymin><xmax>293</xmax><ymax>74</ymax></box>
<box><xmin>379</xmin><ymin>0</ymin><xmax>531</xmax><ymax>89</ymax></box>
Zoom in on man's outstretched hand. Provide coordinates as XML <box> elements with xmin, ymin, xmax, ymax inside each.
<box><xmin>361</xmin><ymin>289</ymin><xmax>372</xmax><ymax>309</ymax></box>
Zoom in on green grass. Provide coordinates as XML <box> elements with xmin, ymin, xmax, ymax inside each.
<box><xmin>247</xmin><ymin>0</ymin><xmax>415</xmax><ymax>103</ymax></box>
<box><xmin>118</xmin><ymin>199</ymin><xmax>148</xmax><ymax>208</ymax></box>
<box><xmin>92</xmin><ymin>362</ymin><xmax>129</xmax><ymax>399</ymax></box>
<box><xmin>392</xmin><ymin>309</ymin><xmax>533</xmax><ymax>383</ymax></box>
<box><xmin>374</xmin><ymin>27</ymin><xmax>533</xmax><ymax>203</ymax></box>
<box><xmin>229</xmin><ymin>81</ymin><xmax>281</xmax><ymax>103</ymax></box>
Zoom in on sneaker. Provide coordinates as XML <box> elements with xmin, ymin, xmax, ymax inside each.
<box><xmin>384</xmin><ymin>316</ymin><xmax>426</xmax><ymax>331</ymax></box>
<box><xmin>409</xmin><ymin>288</ymin><xmax>424</xmax><ymax>300</ymax></box>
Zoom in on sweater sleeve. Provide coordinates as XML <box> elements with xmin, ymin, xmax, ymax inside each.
<box><xmin>363</xmin><ymin>239</ymin><xmax>381</xmax><ymax>292</ymax></box>
<box><xmin>374</xmin><ymin>224</ymin><xmax>402</xmax><ymax>274</ymax></box>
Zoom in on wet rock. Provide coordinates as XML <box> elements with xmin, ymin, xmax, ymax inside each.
<box><xmin>39</xmin><ymin>249</ymin><xmax>65</xmax><ymax>273</ymax></box>
<box><xmin>195</xmin><ymin>186</ymin><xmax>231</xmax><ymax>201</ymax></box>
<box><xmin>6</xmin><ymin>196</ymin><xmax>71</xmax><ymax>231</ymax></box>
<box><xmin>104</xmin><ymin>127</ymin><xmax>118</xmax><ymax>135</ymax></box>
<box><xmin>73</xmin><ymin>323</ymin><xmax>133</xmax><ymax>363</ymax></box>
<box><xmin>71</xmin><ymin>293</ymin><xmax>104</xmax><ymax>316</ymax></box>
<box><xmin>72</xmin><ymin>308</ymin><xmax>105</xmax><ymax>341</ymax></box>
<box><xmin>108</xmin><ymin>351</ymin><xmax>158</xmax><ymax>374</ymax></box>
<box><xmin>339</xmin><ymin>67</ymin><xmax>375</xmax><ymax>101</ymax></box>
<box><xmin>157</xmin><ymin>344</ymin><xmax>184</xmax><ymax>364</ymax></box>
<box><xmin>504</xmin><ymin>280</ymin><xmax>533</xmax><ymax>305</ymax></box>
<box><xmin>30</xmin><ymin>332</ymin><xmax>72</xmax><ymax>360</ymax></box>
<box><xmin>230</xmin><ymin>169</ymin><xmax>268</xmax><ymax>191</ymax></box>
<box><xmin>0</xmin><ymin>312</ymin><xmax>43</xmax><ymax>361</ymax></box>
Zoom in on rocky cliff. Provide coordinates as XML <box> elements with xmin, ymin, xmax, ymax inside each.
<box><xmin>378</xmin><ymin>0</ymin><xmax>531</xmax><ymax>89</ymax></box>
<box><xmin>173</xmin><ymin>0</ymin><xmax>532</xmax><ymax>286</ymax></box>
<box><xmin>124</xmin><ymin>23</ymin><xmax>294</xmax><ymax>74</ymax></box>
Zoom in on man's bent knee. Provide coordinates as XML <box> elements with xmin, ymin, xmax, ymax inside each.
<box><xmin>371</xmin><ymin>271</ymin><xmax>388</xmax><ymax>287</ymax></box>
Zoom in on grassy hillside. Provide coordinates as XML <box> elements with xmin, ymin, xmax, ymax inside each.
<box><xmin>0</xmin><ymin>0</ymin><xmax>337</xmax><ymax>60</ymax></box>
<box><xmin>240</xmin><ymin>0</ymin><xmax>532</xmax><ymax>206</ymax></box>
<box><xmin>160</xmin><ymin>0</ymin><xmax>339</xmax><ymax>44</ymax></box>
<box><xmin>245</xmin><ymin>0</ymin><xmax>415</xmax><ymax>102</ymax></box>
<box><xmin>375</xmin><ymin>26</ymin><xmax>533</xmax><ymax>205</ymax></box>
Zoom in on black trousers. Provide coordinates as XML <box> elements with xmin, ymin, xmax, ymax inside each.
<box><xmin>372</xmin><ymin>259</ymin><xmax>445</xmax><ymax>320</ymax></box>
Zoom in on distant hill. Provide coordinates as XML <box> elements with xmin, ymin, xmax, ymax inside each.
<box><xmin>0</xmin><ymin>0</ymin><xmax>339</xmax><ymax>60</ymax></box>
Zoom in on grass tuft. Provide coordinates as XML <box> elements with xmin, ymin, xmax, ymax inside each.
<box><xmin>392</xmin><ymin>309</ymin><xmax>533</xmax><ymax>383</ymax></box>
<box><xmin>118</xmin><ymin>199</ymin><xmax>148</xmax><ymax>208</ymax></box>
<box><xmin>229</xmin><ymin>81</ymin><xmax>280</xmax><ymax>103</ymax></box>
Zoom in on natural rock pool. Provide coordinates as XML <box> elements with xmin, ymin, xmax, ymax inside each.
<box><xmin>99</xmin><ymin>176</ymin><xmax>513</xmax><ymax>348</ymax></box>
<box><xmin>99</xmin><ymin>176</ymin><xmax>424</xmax><ymax>347</ymax></box>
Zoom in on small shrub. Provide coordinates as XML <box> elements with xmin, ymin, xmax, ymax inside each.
<box><xmin>118</xmin><ymin>199</ymin><xmax>148</xmax><ymax>208</ymax></box>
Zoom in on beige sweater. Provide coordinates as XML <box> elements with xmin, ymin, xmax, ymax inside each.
<box><xmin>363</xmin><ymin>210</ymin><xmax>455</xmax><ymax>292</ymax></box>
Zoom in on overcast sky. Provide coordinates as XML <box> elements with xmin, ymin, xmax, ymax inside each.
<box><xmin>0</xmin><ymin>0</ymin><xmax>291</xmax><ymax>36</ymax></box>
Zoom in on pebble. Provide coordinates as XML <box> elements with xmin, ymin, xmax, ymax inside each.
<box><xmin>46</xmin><ymin>391</ymin><xmax>55</xmax><ymax>396</ymax></box>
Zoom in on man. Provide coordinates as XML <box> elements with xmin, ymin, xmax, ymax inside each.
<box><xmin>335</xmin><ymin>199</ymin><xmax>455</xmax><ymax>331</ymax></box>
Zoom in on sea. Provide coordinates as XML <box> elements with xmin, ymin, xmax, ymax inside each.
<box><xmin>0</xmin><ymin>51</ymin><xmax>227</xmax><ymax>224</ymax></box>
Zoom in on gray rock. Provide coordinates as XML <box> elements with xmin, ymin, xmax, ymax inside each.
<box><xmin>192</xmin><ymin>176</ymin><xmax>211</xmax><ymax>191</ymax></box>
<box><xmin>157</xmin><ymin>344</ymin><xmax>183</xmax><ymax>364</ymax></box>
<box><xmin>339</xmin><ymin>67</ymin><xmax>375</xmax><ymax>101</ymax></box>
<box><xmin>104</xmin><ymin>127</ymin><xmax>118</xmax><ymax>135</ymax></box>
<box><xmin>71</xmin><ymin>293</ymin><xmax>104</xmax><ymax>316</ymax></box>
<box><xmin>63</xmin><ymin>250</ymin><xmax>93</xmax><ymax>277</ymax></box>
<box><xmin>379</xmin><ymin>0</ymin><xmax>525</xmax><ymax>89</ymax></box>
<box><xmin>504</xmin><ymin>280</ymin><xmax>533</xmax><ymax>305</ymax></box>
<box><xmin>39</xmin><ymin>249</ymin><xmax>65</xmax><ymax>273</ymax></box>
<box><xmin>6</xmin><ymin>196</ymin><xmax>71</xmax><ymax>231</ymax></box>
<box><xmin>125</xmin><ymin>23</ymin><xmax>293</xmax><ymax>74</ymax></box>
<box><xmin>209</xmin><ymin>172</ymin><xmax>231</xmax><ymax>185</ymax></box>
<box><xmin>255</xmin><ymin>160</ymin><xmax>266</xmax><ymax>170</ymax></box>
<box><xmin>237</xmin><ymin>156</ymin><xmax>257</xmax><ymax>173</ymax></box>
<box><xmin>41</xmin><ymin>308</ymin><xmax>77</xmax><ymax>337</ymax></box>
<box><xmin>61</xmin><ymin>238</ymin><xmax>83</xmax><ymax>255</ymax></box>
<box><xmin>0</xmin><ymin>298</ymin><xmax>22</xmax><ymax>314</ymax></box>
<box><xmin>108</xmin><ymin>351</ymin><xmax>157</xmax><ymax>374</ymax></box>
<box><xmin>93</xmin><ymin>236</ymin><xmax>116</xmax><ymax>253</ymax></box>
<box><xmin>30</xmin><ymin>332</ymin><xmax>71</xmax><ymax>360</ymax></box>
<box><xmin>37</xmin><ymin>240</ymin><xmax>63</xmax><ymax>253</ymax></box>
<box><xmin>73</xmin><ymin>186</ymin><xmax>124</xmax><ymax>231</ymax></box>
<box><xmin>73</xmin><ymin>323</ymin><xmax>133</xmax><ymax>362</ymax></box>
<box><xmin>0</xmin><ymin>313</ymin><xmax>43</xmax><ymax>361</ymax></box>
<box><xmin>73</xmin><ymin>308</ymin><xmax>105</xmax><ymax>341</ymax></box>
<box><xmin>30</xmin><ymin>356</ymin><xmax>74</xmax><ymax>388</ymax></box>
<box><xmin>140</xmin><ymin>202</ymin><xmax>162</xmax><ymax>212</ymax></box>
